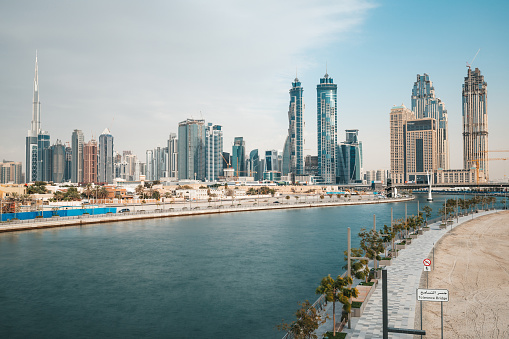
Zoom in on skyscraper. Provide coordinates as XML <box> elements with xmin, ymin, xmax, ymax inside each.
<box><xmin>25</xmin><ymin>52</ymin><xmax>41</xmax><ymax>183</ymax></box>
<box><xmin>264</xmin><ymin>150</ymin><xmax>279</xmax><ymax>172</ymax></box>
<box><xmin>37</xmin><ymin>131</ymin><xmax>51</xmax><ymax>181</ymax></box>
<box><xmin>83</xmin><ymin>139</ymin><xmax>98</xmax><ymax>184</ymax></box>
<box><xmin>146</xmin><ymin>146</ymin><xmax>165</xmax><ymax>181</ymax></box>
<box><xmin>178</xmin><ymin>119</ymin><xmax>206</xmax><ymax>180</ymax></box>
<box><xmin>390</xmin><ymin>104</ymin><xmax>415</xmax><ymax>184</ymax></box>
<box><xmin>337</xmin><ymin>129</ymin><xmax>363</xmax><ymax>184</ymax></box>
<box><xmin>71</xmin><ymin>129</ymin><xmax>84</xmax><ymax>183</ymax></box>
<box><xmin>0</xmin><ymin>161</ymin><xmax>23</xmax><ymax>184</ymax></box>
<box><xmin>146</xmin><ymin>150</ymin><xmax>154</xmax><ymax>181</ymax></box>
<box><xmin>411</xmin><ymin>74</ymin><xmax>449</xmax><ymax>169</ymax></box>
<box><xmin>50</xmin><ymin>140</ymin><xmax>66</xmax><ymax>183</ymax></box>
<box><xmin>462</xmin><ymin>67</ymin><xmax>488</xmax><ymax>181</ymax></box>
<box><xmin>316</xmin><ymin>72</ymin><xmax>338</xmax><ymax>184</ymax></box>
<box><xmin>283</xmin><ymin>77</ymin><xmax>304</xmax><ymax>176</ymax></box>
<box><xmin>98</xmin><ymin>128</ymin><xmax>114</xmax><ymax>184</ymax></box>
<box><xmin>231</xmin><ymin>137</ymin><xmax>245</xmax><ymax>176</ymax></box>
<box><xmin>249</xmin><ymin>149</ymin><xmax>260</xmax><ymax>181</ymax></box>
<box><xmin>404</xmin><ymin>118</ymin><xmax>438</xmax><ymax>183</ymax></box>
<box><xmin>64</xmin><ymin>145</ymin><xmax>72</xmax><ymax>182</ymax></box>
<box><xmin>167</xmin><ymin>133</ymin><xmax>178</xmax><ymax>179</ymax></box>
<box><xmin>205</xmin><ymin>123</ymin><xmax>223</xmax><ymax>181</ymax></box>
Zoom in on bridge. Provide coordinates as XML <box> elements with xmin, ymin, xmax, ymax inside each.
<box><xmin>391</xmin><ymin>182</ymin><xmax>509</xmax><ymax>190</ymax></box>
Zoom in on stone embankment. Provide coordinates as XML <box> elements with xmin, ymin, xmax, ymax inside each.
<box><xmin>0</xmin><ymin>196</ymin><xmax>413</xmax><ymax>233</ymax></box>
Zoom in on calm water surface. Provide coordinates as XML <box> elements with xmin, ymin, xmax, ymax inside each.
<box><xmin>0</xmin><ymin>194</ymin><xmax>503</xmax><ymax>338</ymax></box>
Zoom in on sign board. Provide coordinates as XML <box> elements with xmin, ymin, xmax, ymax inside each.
<box><xmin>417</xmin><ymin>289</ymin><xmax>449</xmax><ymax>302</ymax></box>
<box><xmin>423</xmin><ymin>258</ymin><xmax>431</xmax><ymax>266</ymax></box>
<box><xmin>423</xmin><ymin>266</ymin><xmax>431</xmax><ymax>272</ymax></box>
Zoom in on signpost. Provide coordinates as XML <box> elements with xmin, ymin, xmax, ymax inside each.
<box><xmin>420</xmin><ymin>259</ymin><xmax>433</xmax><ymax>338</ymax></box>
<box><xmin>417</xmin><ymin>289</ymin><xmax>449</xmax><ymax>302</ymax></box>
<box><xmin>417</xmin><ymin>289</ymin><xmax>449</xmax><ymax>338</ymax></box>
<box><xmin>423</xmin><ymin>258</ymin><xmax>431</xmax><ymax>288</ymax></box>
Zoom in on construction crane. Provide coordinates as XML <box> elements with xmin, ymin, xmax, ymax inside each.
<box><xmin>466</xmin><ymin>48</ymin><xmax>481</xmax><ymax>69</ymax></box>
<box><xmin>472</xmin><ymin>158</ymin><xmax>508</xmax><ymax>184</ymax></box>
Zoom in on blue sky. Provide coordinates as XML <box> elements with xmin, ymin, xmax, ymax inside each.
<box><xmin>1</xmin><ymin>0</ymin><xmax>508</xmax><ymax>180</ymax></box>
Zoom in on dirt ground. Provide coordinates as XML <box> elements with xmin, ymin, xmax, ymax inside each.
<box><xmin>415</xmin><ymin>211</ymin><xmax>509</xmax><ymax>338</ymax></box>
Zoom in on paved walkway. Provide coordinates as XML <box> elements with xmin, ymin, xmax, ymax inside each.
<box><xmin>315</xmin><ymin>210</ymin><xmax>498</xmax><ymax>338</ymax></box>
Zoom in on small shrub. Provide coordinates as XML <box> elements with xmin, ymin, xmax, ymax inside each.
<box><xmin>324</xmin><ymin>332</ymin><xmax>347</xmax><ymax>339</ymax></box>
<box><xmin>351</xmin><ymin>301</ymin><xmax>362</xmax><ymax>308</ymax></box>
<box><xmin>359</xmin><ymin>281</ymin><xmax>374</xmax><ymax>286</ymax></box>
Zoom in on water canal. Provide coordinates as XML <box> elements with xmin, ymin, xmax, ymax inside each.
<box><xmin>0</xmin><ymin>194</ymin><xmax>505</xmax><ymax>338</ymax></box>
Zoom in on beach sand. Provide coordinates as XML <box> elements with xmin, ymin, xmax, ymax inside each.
<box><xmin>416</xmin><ymin>211</ymin><xmax>509</xmax><ymax>338</ymax></box>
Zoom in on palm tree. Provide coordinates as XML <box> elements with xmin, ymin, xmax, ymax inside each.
<box><xmin>97</xmin><ymin>186</ymin><xmax>108</xmax><ymax>201</ymax></box>
<box><xmin>316</xmin><ymin>275</ymin><xmax>358</xmax><ymax>336</ymax></box>
<box><xmin>84</xmin><ymin>183</ymin><xmax>93</xmax><ymax>199</ymax></box>
<box><xmin>135</xmin><ymin>185</ymin><xmax>145</xmax><ymax>199</ymax></box>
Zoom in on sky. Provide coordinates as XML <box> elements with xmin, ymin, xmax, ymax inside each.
<box><xmin>1</xmin><ymin>0</ymin><xmax>508</xmax><ymax>181</ymax></box>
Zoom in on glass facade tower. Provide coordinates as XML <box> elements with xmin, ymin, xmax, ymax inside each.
<box><xmin>411</xmin><ymin>74</ymin><xmax>449</xmax><ymax>170</ymax></box>
<box><xmin>231</xmin><ymin>137</ymin><xmax>245</xmax><ymax>176</ymax></box>
<box><xmin>178</xmin><ymin>119</ymin><xmax>206</xmax><ymax>180</ymax></box>
<box><xmin>337</xmin><ymin>129</ymin><xmax>363</xmax><ymax>184</ymax></box>
<box><xmin>283</xmin><ymin>77</ymin><xmax>304</xmax><ymax>176</ymax></box>
<box><xmin>316</xmin><ymin>73</ymin><xmax>338</xmax><ymax>184</ymax></box>
<box><xmin>26</xmin><ymin>52</ymin><xmax>41</xmax><ymax>183</ymax></box>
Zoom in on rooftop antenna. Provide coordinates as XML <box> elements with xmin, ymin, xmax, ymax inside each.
<box><xmin>466</xmin><ymin>48</ymin><xmax>481</xmax><ymax>69</ymax></box>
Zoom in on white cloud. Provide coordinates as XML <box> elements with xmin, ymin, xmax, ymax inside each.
<box><xmin>0</xmin><ymin>0</ymin><xmax>377</xmax><ymax>163</ymax></box>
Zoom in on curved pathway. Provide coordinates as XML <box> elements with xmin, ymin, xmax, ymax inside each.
<box><xmin>329</xmin><ymin>210</ymin><xmax>499</xmax><ymax>338</ymax></box>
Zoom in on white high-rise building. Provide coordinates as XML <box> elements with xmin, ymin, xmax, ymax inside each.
<box><xmin>98</xmin><ymin>128</ymin><xmax>114</xmax><ymax>184</ymax></box>
<box><xmin>205</xmin><ymin>123</ymin><xmax>223</xmax><ymax>181</ymax></box>
<box><xmin>167</xmin><ymin>133</ymin><xmax>178</xmax><ymax>179</ymax></box>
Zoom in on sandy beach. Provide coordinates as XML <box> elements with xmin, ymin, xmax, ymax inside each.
<box><xmin>417</xmin><ymin>211</ymin><xmax>509</xmax><ymax>338</ymax></box>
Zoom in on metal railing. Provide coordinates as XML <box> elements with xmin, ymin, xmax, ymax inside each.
<box><xmin>1</xmin><ymin>197</ymin><xmax>411</xmax><ymax>227</ymax></box>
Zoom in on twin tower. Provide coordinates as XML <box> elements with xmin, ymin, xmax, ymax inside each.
<box><xmin>284</xmin><ymin>73</ymin><xmax>338</xmax><ymax>184</ymax></box>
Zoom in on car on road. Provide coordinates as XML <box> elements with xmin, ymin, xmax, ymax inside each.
<box><xmin>119</xmin><ymin>208</ymin><xmax>130</xmax><ymax>213</ymax></box>
<box><xmin>273</xmin><ymin>201</ymin><xmax>280</xmax><ymax>204</ymax></box>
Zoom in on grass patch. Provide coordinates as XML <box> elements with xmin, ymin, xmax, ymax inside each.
<box><xmin>380</xmin><ymin>257</ymin><xmax>391</xmax><ymax>261</ymax></box>
<box><xmin>352</xmin><ymin>301</ymin><xmax>363</xmax><ymax>308</ymax></box>
<box><xmin>359</xmin><ymin>281</ymin><xmax>374</xmax><ymax>286</ymax></box>
<box><xmin>324</xmin><ymin>332</ymin><xmax>347</xmax><ymax>339</ymax></box>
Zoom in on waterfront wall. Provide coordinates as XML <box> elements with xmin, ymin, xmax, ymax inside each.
<box><xmin>0</xmin><ymin>207</ymin><xmax>117</xmax><ymax>222</ymax></box>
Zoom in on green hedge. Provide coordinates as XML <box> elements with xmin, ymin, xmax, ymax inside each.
<box><xmin>352</xmin><ymin>301</ymin><xmax>363</xmax><ymax>308</ymax></box>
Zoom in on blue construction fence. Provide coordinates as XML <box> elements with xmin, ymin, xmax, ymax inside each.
<box><xmin>1</xmin><ymin>207</ymin><xmax>117</xmax><ymax>222</ymax></box>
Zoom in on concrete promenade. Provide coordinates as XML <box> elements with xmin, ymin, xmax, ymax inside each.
<box><xmin>0</xmin><ymin>196</ymin><xmax>413</xmax><ymax>233</ymax></box>
<box><xmin>315</xmin><ymin>209</ymin><xmax>499</xmax><ymax>338</ymax></box>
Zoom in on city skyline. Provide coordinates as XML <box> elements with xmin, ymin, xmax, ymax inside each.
<box><xmin>1</xmin><ymin>1</ymin><xmax>509</xmax><ymax>180</ymax></box>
